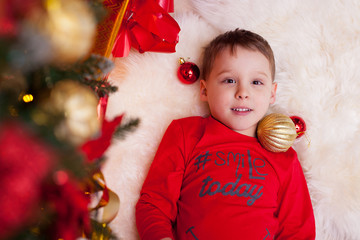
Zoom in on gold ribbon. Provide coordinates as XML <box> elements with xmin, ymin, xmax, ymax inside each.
<box><xmin>91</xmin><ymin>171</ymin><xmax>120</xmax><ymax>224</ymax></box>
<box><xmin>104</xmin><ymin>0</ymin><xmax>130</xmax><ymax>58</ymax></box>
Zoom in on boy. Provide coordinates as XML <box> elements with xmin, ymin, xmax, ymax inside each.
<box><xmin>136</xmin><ymin>29</ymin><xmax>315</xmax><ymax>240</ymax></box>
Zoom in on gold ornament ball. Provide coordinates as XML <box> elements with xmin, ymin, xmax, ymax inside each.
<box><xmin>257</xmin><ymin>113</ymin><xmax>297</xmax><ymax>152</ymax></box>
<box><xmin>49</xmin><ymin>80</ymin><xmax>100</xmax><ymax>145</ymax></box>
<box><xmin>40</xmin><ymin>0</ymin><xmax>96</xmax><ymax>63</ymax></box>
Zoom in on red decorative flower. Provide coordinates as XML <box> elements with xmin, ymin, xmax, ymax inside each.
<box><xmin>111</xmin><ymin>0</ymin><xmax>180</xmax><ymax>57</ymax></box>
<box><xmin>0</xmin><ymin>120</ymin><xmax>53</xmax><ymax>239</ymax></box>
<box><xmin>0</xmin><ymin>0</ymin><xmax>42</xmax><ymax>36</ymax></box>
<box><xmin>80</xmin><ymin>115</ymin><xmax>124</xmax><ymax>162</ymax></box>
<box><xmin>43</xmin><ymin>178</ymin><xmax>91</xmax><ymax>240</ymax></box>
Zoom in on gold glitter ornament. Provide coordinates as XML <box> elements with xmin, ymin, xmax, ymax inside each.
<box><xmin>41</xmin><ymin>0</ymin><xmax>96</xmax><ymax>63</ymax></box>
<box><xmin>49</xmin><ymin>80</ymin><xmax>100</xmax><ymax>145</ymax></box>
<box><xmin>257</xmin><ymin>113</ymin><xmax>297</xmax><ymax>152</ymax></box>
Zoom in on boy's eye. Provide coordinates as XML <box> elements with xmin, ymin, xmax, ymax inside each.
<box><xmin>224</xmin><ymin>78</ymin><xmax>235</xmax><ymax>83</ymax></box>
<box><xmin>252</xmin><ymin>80</ymin><xmax>263</xmax><ymax>85</ymax></box>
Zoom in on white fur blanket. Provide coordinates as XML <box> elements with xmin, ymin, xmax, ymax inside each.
<box><xmin>104</xmin><ymin>0</ymin><xmax>360</xmax><ymax>239</ymax></box>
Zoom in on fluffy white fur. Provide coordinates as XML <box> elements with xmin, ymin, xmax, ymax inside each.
<box><xmin>104</xmin><ymin>0</ymin><xmax>360</xmax><ymax>239</ymax></box>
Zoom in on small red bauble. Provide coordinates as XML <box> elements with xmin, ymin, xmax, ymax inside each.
<box><xmin>177</xmin><ymin>58</ymin><xmax>200</xmax><ymax>84</ymax></box>
<box><xmin>290</xmin><ymin>116</ymin><xmax>306</xmax><ymax>138</ymax></box>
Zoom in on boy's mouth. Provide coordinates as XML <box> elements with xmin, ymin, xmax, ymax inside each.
<box><xmin>231</xmin><ymin>107</ymin><xmax>252</xmax><ymax>112</ymax></box>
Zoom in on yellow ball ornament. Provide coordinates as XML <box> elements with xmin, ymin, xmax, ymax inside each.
<box><xmin>49</xmin><ymin>80</ymin><xmax>100</xmax><ymax>145</ymax></box>
<box><xmin>32</xmin><ymin>0</ymin><xmax>96</xmax><ymax>63</ymax></box>
<box><xmin>257</xmin><ymin>113</ymin><xmax>297</xmax><ymax>152</ymax></box>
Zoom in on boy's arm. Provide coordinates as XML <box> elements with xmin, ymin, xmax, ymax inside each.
<box><xmin>136</xmin><ymin>120</ymin><xmax>186</xmax><ymax>240</ymax></box>
<box><xmin>275</xmin><ymin>153</ymin><xmax>316</xmax><ymax>240</ymax></box>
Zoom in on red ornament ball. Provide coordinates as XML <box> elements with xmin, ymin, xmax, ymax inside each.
<box><xmin>177</xmin><ymin>61</ymin><xmax>200</xmax><ymax>84</ymax></box>
<box><xmin>290</xmin><ymin>116</ymin><xmax>306</xmax><ymax>138</ymax></box>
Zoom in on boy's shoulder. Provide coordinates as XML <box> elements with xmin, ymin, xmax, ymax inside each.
<box><xmin>265</xmin><ymin>147</ymin><xmax>300</xmax><ymax>174</ymax></box>
<box><xmin>173</xmin><ymin>116</ymin><xmax>207</xmax><ymax>125</ymax></box>
<box><xmin>269</xmin><ymin>146</ymin><xmax>297</xmax><ymax>159</ymax></box>
<box><xmin>263</xmin><ymin>145</ymin><xmax>298</xmax><ymax>161</ymax></box>
<box><xmin>171</xmin><ymin>116</ymin><xmax>208</xmax><ymax>138</ymax></box>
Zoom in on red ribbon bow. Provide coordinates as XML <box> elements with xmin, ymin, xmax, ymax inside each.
<box><xmin>112</xmin><ymin>0</ymin><xmax>180</xmax><ymax>57</ymax></box>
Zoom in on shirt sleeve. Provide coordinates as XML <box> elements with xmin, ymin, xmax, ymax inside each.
<box><xmin>275</xmin><ymin>152</ymin><xmax>316</xmax><ymax>240</ymax></box>
<box><xmin>136</xmin><ymin>120</ymin><xmax>186</xmax><ymax>240</ymax></box>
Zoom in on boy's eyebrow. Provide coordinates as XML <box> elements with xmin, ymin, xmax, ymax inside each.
<box><xmin>216</xmin><ymin>69</ymin><xmax>231</xmax><ymax>76</ymax></box>
<box><xmin>215</xmin><ymin>66</ymin><xmax>237</xmax><ymax>75</ymax></box>
<box><xmin>213</xmin><ymin>69</ymin><xmax>271</xmax><ymax>79</ymax></box>
<box><xmin>255</xmin><ymin>71</ymin><xmax>270</xmax><ymax>78</ymax></box>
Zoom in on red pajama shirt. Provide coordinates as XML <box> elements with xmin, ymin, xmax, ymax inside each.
<box><xmin>136</xmin><ymin>116</ymin><xmax>315</xmax><ymax>240</ymax></box>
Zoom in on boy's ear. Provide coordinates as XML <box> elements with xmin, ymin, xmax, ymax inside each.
<box><xmin>200</xmin><ymin>79</ymin><xmax>208</xmax><ymax>101</ymax></box>
<box><xmin>270</xmin><ymin>82</ymin><xmax>277</xmax><ymax>104</ymax></box>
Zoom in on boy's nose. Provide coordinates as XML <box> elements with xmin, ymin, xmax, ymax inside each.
<box><xmin>235</xmin><ymin>86</ymin><xmax>249</xmax><ymax>99</ymax></box>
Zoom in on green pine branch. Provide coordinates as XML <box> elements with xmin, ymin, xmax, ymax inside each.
<box><xmin>114</xmin><ymin>118</ymin><xmax>140</xmax><ymax>140</ymax></box>
<box><xmin>91</xmin><ymin>220</ymin><xmax>119</xmax><ymax>240</ymax></box>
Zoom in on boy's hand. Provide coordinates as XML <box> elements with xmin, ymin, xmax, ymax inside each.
<box><xmin>160</xmin><ymin>238</ymin><xmax>172</xmax><ymax>240</ymax></box>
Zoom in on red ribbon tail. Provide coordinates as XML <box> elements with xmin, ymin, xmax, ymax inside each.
<box><xmin>157</xmin><ymin>0</ymin><xmax>174</xmax><ymax>12</ymax></box>
<box><xmin>112</xmin><ymin>27</ymin><xmax>131</xmax><ymax>57</ymax></box>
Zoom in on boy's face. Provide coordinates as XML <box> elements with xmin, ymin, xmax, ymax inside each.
<box><xmin>200</xmin><ymin>46</ymin><xmax>277</xmax><ymax>137</ymax></box>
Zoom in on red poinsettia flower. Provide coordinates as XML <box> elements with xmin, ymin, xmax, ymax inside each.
<box><xmin>0</xmin><ymin>120</ymin><xmax>53</xmax><ymax>239</ymax></box>
<box><xmin>111</xmin><ymin>0</ymin><xmax>180</xmax><ymax>57</ymax></box>
<box><xmin>0</xmin><ymin>0</ymin><xmax>42</xmax><ymax>36</ymax></box>
<box><xmin>43</xmin><ymin>176</ymin><xmax>91</xmax><ymax>240</ymax></box>
<box><xmin>80</xmin><ymin>115</ymin><xmax>123</xmax><ymax>162</ymax></box>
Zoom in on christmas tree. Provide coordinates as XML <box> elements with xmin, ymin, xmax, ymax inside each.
<box><xmin>0</xmin><ymin>0</ymin><xmax>138</xmax><ymax>239</ymax></box>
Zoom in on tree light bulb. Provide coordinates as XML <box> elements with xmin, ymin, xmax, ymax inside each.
<box><xmin>22</xmin><ymin>94</ymin><xmax>34</xmax><ymax>103</ymax></box>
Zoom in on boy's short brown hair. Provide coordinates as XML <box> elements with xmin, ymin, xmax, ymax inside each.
<box><xmin>202</xmin><ymin>29</ymin><xmax>275</xmax><ymax>81</ymax></box>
